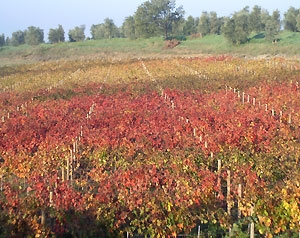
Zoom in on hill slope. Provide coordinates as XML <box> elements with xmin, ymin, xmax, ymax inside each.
<box><xmin>0</xmin><ymin>31</ymin><xmax>300</xmax><ymax>65</ymax></box>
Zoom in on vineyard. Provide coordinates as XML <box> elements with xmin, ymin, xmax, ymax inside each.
<box><xmin>0</xmin><ymin>56</ymin><xmax>300</xmax><ymax>237</ymax></box>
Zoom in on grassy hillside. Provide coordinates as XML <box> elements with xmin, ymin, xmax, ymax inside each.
<box><xmin>0</xmin><ymin>31</ymin><xmax>300</xmax><ymax>65</ymax></box>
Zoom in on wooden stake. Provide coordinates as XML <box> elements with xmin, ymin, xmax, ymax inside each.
<box><xmin>66</xmin><ymin>157</ymin><xmax>69</xmax><ymax>181</ymax></box>
<box><xmin>70</xmin><ymin>149</ymin><xmax>73</xmax><ymax>183</ymax></box>
<box><xmin>49</xmin><ymin>191</ymin><xmax>53</xmax><ymax>207</ymax></box>
<box><xmin>217</xmin><ymin>159</ymin><xmax>222</xmax><ymax>198</ymax></box>
<box><xmin>80</xmin><ymin>125</ymin><xmax>83</xmax><ymax>137</ymax></box>
<box><xmin>242</xmin><ymin>92</ymin><xmax>245</xmax><ymax>104</ymax></box>
<box><xmin>218</xmin><ymin>159</ymin><xmax>221</xmax><ymax>171</ymax></box>
<box><xmin>250</xmin><ymin>206</ymin><xmax>255</xmax><ymax>238</ymax></box>
<box><xmin>238</xmin><ymin>184</ymin><xmax>242</xmax><ymax>219</ymax></box>
<box><xmin>171</xmin><ymin>101</ymin><xmax>175</xmax><ymax>109</ymax></box>
<box><xmin>227</xmin><ymin>170</ymin><xmax>231</xmax><ymax>216</ymax></box>
<box><xmin>204</xmin><ymin>141</ymin><xmax>208</xmax><ymax>149</ymax></box>
<box><xmin>61</xmin><ymin>167</ymin><xmax>65</xmax><ymax>182</ymax></box>
<box><xmin>279</xmin><ymin>111</ymin><xmax>283</xmax><ymax>123</ymax></box>
<box><xmin>41</xmin><ymin>209</ymin><xmax>45</xmax><ymax>226</ymax></box>
<box><xmin>288</xmin><ymin>113</ymin><xmax>292</xmax><ymax>124</ymax></box>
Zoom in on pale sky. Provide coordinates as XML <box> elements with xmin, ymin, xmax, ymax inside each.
<box><xmin>0</xmin><ymin>0</ymin><xmax>299</xmax><ymax>39</ymax></box>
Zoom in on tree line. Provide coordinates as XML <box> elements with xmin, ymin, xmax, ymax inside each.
<box><xmin>1</xmin><ymin>0</ymin><xmax>300</xmax><ymax>47</ymax></box>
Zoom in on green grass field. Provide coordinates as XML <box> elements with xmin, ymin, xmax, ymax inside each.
<box><xmin>0</xmin><ymin>31</ymin><xmax>300</xmax><ymax>65</ymax></box>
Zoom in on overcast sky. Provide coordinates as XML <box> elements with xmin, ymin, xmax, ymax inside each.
<box><xmin>0</xmin><ymin>0</ymin><xmax>299</xmax><ymax>38</ymax></box>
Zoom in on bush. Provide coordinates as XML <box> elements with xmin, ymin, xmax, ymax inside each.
<box><xmin>165</xmin><ymin>35</ymin><xmax>187</xmax><ymax>41</ymax></box>
<box><xmin>164</xmin><ymin>39</ymin><xmax>181</xmax><ymax>49</ymax></box>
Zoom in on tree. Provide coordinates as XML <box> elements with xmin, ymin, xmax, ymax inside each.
<box><xmin>249</xmin><ymin>5</ymin><xmax>264</xmax><ymax>33</ymax></box>
<box><xmin>222</xmin><ymin>17</ymin><xmax>236</xmax><ymax>43</ymax></box>
<box><xmin>151</xmin><ymin>0</ymin><xmax>184</xmax><ymax>39</ymax></box>
<box><xmin>24</xmin><ymin>26</ymin><xmax>44</xmax><ymax>45</ymax></box>
<box><xmin>10</xmin><ymin>30</ymin><xmax>25</xmax><ymax>46</ymax></box>
<box><xmin>0</xmin><ymin>34</ymin><xmax>5</xmax><ymax>47</ymax></box>
<box><xmin>260</xmin><ymin>9</ymin><xmax>271</xmax><ymax>30</ymax></box>
<box><xmin>183</xmin><ymin>16</ymin><xmax>198</xmax><ymax>36</ymax></box>
<box><xmin>48</xmin><ymin>25</ymin><xmax>65</xmax><ymax>43</ymax></box>
<box><xmin>265</xmin><ymin>19</ymin><xmax>278</xmax><ymax>41</ymax></box>
<box><xmin>197</xmin><ymin>12</ymin><xmax>222</xmax><ymax>36</ymax></box>
<box><xmin>209</xmin><ymin>12</ymin><xmax>222</xmax><ymax>34</ymax></box>
<box><xmin>284</xmin><ymin>7</ymin><xmax>299</xmax><ymax>32</ymax></box>
<box><xmin>122</xmin><ymin>16</ymin><xmax>136</xmax><ymax>39</ymax></box>
<box><xmin>296</xmin><ymin>13</ymin><xmax>300</xmax><ymax>31</ymax></box>
<box><xmin>103</xmin><ymin>18</ymin><xmax>119</xmax><ymax>39</ymax></box>
<box><xmin>91</xmin><ymin>24</ymin><xmax>105</xmax><ymax>40</ymax></box>
<box><xmin>134</xmin><ymin>0</ymin><xmax>184</xmax><ymax>39</ymax></box>
<box><xmin>266</xmin><ymin>10</ymin><xmax>281</xmax><ymax>40</ymax></box>
<box><xmin>222</xmin><ymin>8</ymin><xmax>250</xmax><ymax>44</ymax></box>
<box><xmin>134</xmin><ymin>1</ymin><xmax>158</xmax><ymax>38</ymax></box>
<box><xmin>5</xmin><ymin>37</ymin><xmax>10</xmax><ymax>46</ymax></box>
<box><xmin>198</xmin><ymin>12</ymin><xmax>210</xmax><ymax>36</ymax></box>
<box><xmin>68</xmin><ymin>25</ymin><xmax>85</xmax><ymax>42</ymax></box>
<box><xmin>91</xmin><ymin>19</ymin><xmax>119</xmax><ymax>40</ymax></box>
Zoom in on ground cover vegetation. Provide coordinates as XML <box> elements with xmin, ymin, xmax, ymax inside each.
<box><xmin>0</xmin><ymin>56</ymin><xmax>299</xmax><ymax>237</ymax></box>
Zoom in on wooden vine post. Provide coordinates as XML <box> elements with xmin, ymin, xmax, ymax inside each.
<box><xmin>41</xmin><ymin>209</ymin><xmax>46</xmax><ymax>227</ymax></box>
<box><xmin>70</xmin><ymin>148</ymin><xmax>73</xmax><ymax>182</ymax></box>
<box><xmin>237</xmin><ymin>184</ymin><xmax>242</xmax><ymax>219</ymax></box>
<box><xmin>61</xmin><ymin>166</ymin><xmax>65</xmax><ymax>182</ymax></box>
<box><xmin>217</xmin><ymin>159</ymin><xmax>222</xmax><ymax>198</ymax></box>
<box><xmin>250</xmin><ymin>205</ymin><xmax>255</xmax><ymax>238</ymax></box>
<box><xmin>49</xmin><ymin>191</ymin><xmax>53</xmax><ymax>207</ymax></box>
<box><xmin>227</xmin><ymin>169</ymin><xmax>232</xmax><ymax>234</ymax></box>
<box><xmin>66</xmin><ymin>156</ymin><xmax>69</xmax><ymax>181</ymax></box>
<box><xmin>227</xmin><ymin>170</ymin><xmax>231</xmax><ymax>216</ymax></box>
<box><xmin>197</xmin><ymin>225</ymin><xmax>201</xmax><ymax>238</ymax></box>
<box><xmin>288</xmin><ymin>113</ymin><xmax>292</xmax><ymax>124</ymax></box>
<box><xmin>279</xmin><ymin>111</ymin><xmax>283</xmax><ymax>123</ymax></box>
